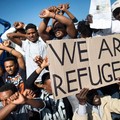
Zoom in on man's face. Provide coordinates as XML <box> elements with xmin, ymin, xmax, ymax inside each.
<box><xmin>53</xmin><ymin>22</ymin><xmax>66</xmax><ymax>39</ymax></box>
<box><xmin>92</xmin><ymin>95</ymin><xmax>101</xmax><ymax>106</ymax></box>
<box><xmin>26</xmin><ymin>28</ymin><xmax>39</xmax><ymax>42</ymax></box>
<box><xmin>0</xmin><ymin>90</ymin><xmax>13</xmax><ymax>106</ymax></box>
<box><xmin>4</xmin><ymin>60</ymin><xmax>17</xmax><ymax>75</ymax></box>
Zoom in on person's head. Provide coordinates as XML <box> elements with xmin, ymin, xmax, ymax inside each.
<box><xmin>41</xmin><ymin>71</ymin><xmax>52</xmax><ymax>94</ymax></box>
<box><xmin>53</xmin><ymin>21</ymin><xmax>67</xmax><ymax>39</ymax></box>
<box><xmin>4</xmin><ymin>57</ymin><xmax>18</xmax><ymax>75</ymax></box>
<box><xmin>112</xmin><ymin>0</ymin><xmax>120</xmax><ymax>21</ymax></box>
<box><xmin>0</xmin><ymin>83</ymin><xmax>17</xmax><ymax>106</ymax></box>
<box><xmin>25</xmin><ymin>23</ymin><xmax>39</xmax><ymax>42</ymax></box>
<box><xmin>86</xmin><ymin>89</ymin><xmax>101</xmax><ymax>106</ymax></box>
<box><xmin>77</xmin><ymin>20</ymin><xmax>92</xmax><ymax>38</ymax></box>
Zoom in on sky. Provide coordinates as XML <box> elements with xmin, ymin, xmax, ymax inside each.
<box><xmin>0</xmin><ymin>0</ymin><xmax>116</xmax><ymax>33</ymax></box>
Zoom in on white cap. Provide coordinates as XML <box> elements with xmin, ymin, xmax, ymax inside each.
<box><xmin>112</xmin><ymin>0</ymin><xmax>120</xmax><ymax>12</ymax></box>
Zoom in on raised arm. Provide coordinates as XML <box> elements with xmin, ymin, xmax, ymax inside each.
<box><xmin>0</xmin><ymin>92</ymin><xmax>24</xmax><ymax>120</ymax></box>
<box><xmin>6</xmin><ymin>22</ymin><xmax>26</xmax><ymax>47</ymax></box>
<box><xmin>22</xmin><ymin>89</ymin><xmax>44</xmax><ymax>108</ymax></box>
<box><xmin>7</xmin><ymin>32</ymin><xmax>26</xmax><ymax>46</ymax></box>
<box><xmin>53</xmin><ymin>11</ymin><xmax>77</xmax><ymax>38</ymax></box>
<box><xmin>39</xmin><ymin>7</ymin><xmax>77</xmax><ymax>39</ymax></box>
<box><xmin>58</xmin><ymin>4</ymin><xmax>78</xmax><ymax>23</ymax></box>
<box><xmin>0</xmin><ymin>102</ymin><xmax>17</xmax><ymax>120</ymax></box>
<box><xmin>72</xmin><ymin>88</ymin><xmax>89</xmax><ymax>120</ymax></box>
<box><xmin>0</xmin><ymin>41</ymin><xmax>25</xmax><ymax>70</ymax></box>
<box><xmin>26</xmin><ymin>56</ymin><xmax>49</xmax><ymax>89</ymax></box>
<box><xmin>38</xmin><ymin>17</ymin><xmax>51</xmax><ymax>42</ymax></box>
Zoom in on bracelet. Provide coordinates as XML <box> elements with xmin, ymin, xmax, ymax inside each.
<box><xmin>9</xmin><ymin>48</ymin><xmax>14</xmax><ymax>54</ymax></box>
<box><xmin>53</xmin><ymin>13</ymin><xmax>56</xmax><ymax>19</ymax></box>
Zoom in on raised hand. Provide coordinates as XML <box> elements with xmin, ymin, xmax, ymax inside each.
<box><xmin>58</xmin><ymin>3</ymin><xmax>70</xmax><ymax>11</ymax></box>
<box><xmin>39</xmin><ymin>9</ymin><xmax>50</xmax><ymax>18</ymax></box>
<box><xmin>3</xmin><ymin>40</ymin><xmax>11</xmax><ymax>47</ymax></box>
<box><xmin>34</xmin><ymin>56</ymin><xmax>49</xmax><ymax>68</ymax></box>
<box><xmin>7</xmin><ymin>92</ymin><xmax>26</xmax><ymax>105</ymax></box>
<box><xmin>34</xmin><ymin>55</ymin><xmax>43</xmax><ymax>66</ymax></box>
<box><xmin>48</xmin><ymin>6</ymin><xmax>58</xmax><ymax>13</ymax></box>
<box><xmin>13</xmin><ymin>22</ymin><xmax>25</xmax><ymax>29</ymax></box>
<box><xmin>0</xmin><ymin>40</ymin><xmax>11</xmax><ymax>50</ymax></box>
<box><xmin>41</xmin><ymin>56</ymin><xmax>49</xmax><ymax>68</ymax></box>
<box><xmin>23</xmin><ymin>89</ymin><xmax>36</xmax><ymax>99</ymax></box>
<box><xmin>76</xmin><ymin>88</ymin><xmax>89</xmax><ymax>105</ymax></box>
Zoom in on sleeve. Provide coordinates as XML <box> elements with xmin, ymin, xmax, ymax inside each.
<box><xmin>24</xmin><ymin>98</ymin><xmax>46</xmax><ymax>112</ymax></box>
<box><xmin>1</xmin><ymin>27</ymin><xmax>16</xmax><ymax>41</ymax></box>
<box><xmin>77</xmin><ymin>104</ymin><xmax>87</xmax><ymax>115</ymax></box>
<box><xmin>72</xmin><ymin>107</ymin><xmax>88</xmax><ymax>120</ymax></box>
<box><xmin>111</xmin><ymin>20</ymin><xmax>120</xmax><ymax>34</ymax></box>
<box><xmin>106</xmin><ymin>96</ymin><xmax>120</xmax><ymax>114</ymax></box>
<box><xmin>25</xmin><ymin>70</ymin><xmax>39</xmax><ymax>89</ymax></box>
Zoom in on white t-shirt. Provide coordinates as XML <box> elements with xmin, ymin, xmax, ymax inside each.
<box><xmin>22</xmin><ymin>38</ymin><xmax>47</xmax><ymax>81</ymax></box>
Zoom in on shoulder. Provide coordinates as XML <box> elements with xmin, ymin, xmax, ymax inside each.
<box><xmin>101</xmin><ymin>96</ymin><xmax>112</xmax><ymax>105</ymax></box>
<box><xmin>38</xmin><ymin>37</ymin><xmax>47</xmax><ymax>48</ymax></box>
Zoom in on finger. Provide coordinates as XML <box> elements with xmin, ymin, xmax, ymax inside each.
<box><xmin>9</xmin><ymin>93</ymin><xmax>18</xmax><ymax>101</ymax></box>
<box><xmin>77</xmin><ymin>88</ymin><xmax>89</xmax><ymax>98</ymax></box>
<box><xmin>32</xmin><ymin>94</ymin><xmax>36</xmax><ymax>98</ymax></box>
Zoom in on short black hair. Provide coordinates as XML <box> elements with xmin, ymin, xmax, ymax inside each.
<box><xmin>41</xmin><ymin>71</ymin><xmax>50</xmax><ymax>84</ymax></box>
<box><xmin>25</xmin><ymin>23</ymin><xmax>37</xmax><ymax>31</ymax></box>
<box><xmin>77</xmin><ymin>20</ymin><xmax>92</xmax><ymax>37</ymax></box>
<box><xmin>4</xmin><ymin>57</ymin><xmax>17</xmax><ymax>64</ymax></box>
<box><xmin>0</xmin><ymin>83</ymin><xmax>18</xmax><ymax>93</ymax></box>
<box><xmin>113</xmin><ymin>7</ymin><xmax>120</xmax><ymax>18</ymax></box>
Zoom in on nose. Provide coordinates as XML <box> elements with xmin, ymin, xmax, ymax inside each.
<box><xmin>8</xmin><ymin>67</ymin><xmax>12</xmax><ymax>71</ymax></box>
<box><xmin>29</xmin><ymin>33</ymin><xmax>34</xmax><ymax>37</ymax></box>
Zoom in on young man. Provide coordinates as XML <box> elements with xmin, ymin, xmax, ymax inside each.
<box><xmin>39</xmin><ymin>71</ymin><xmax>73</xmax><ymax>120</ymax></box>
<box><xmin>38</xmin><ymin>5</ymin><xmax>77</xmax><ymax>42</ymax></box>
<box><xmin>73</xmin><ymin>88</ymin><xmax>120</xmax><ymax>120</ymax></box>
<box><xmin>0</xmin><ymin>41</ymin><xmax>26</xmax><ymax>93</ymax></box>
<box><xmin>6</xmin><ymin>23</ymin><xmax>47</xmax><ymax>82</ymax></box>
<box><xmin>0</xmin><ymin>83</ymin><xmax>45</xmax><ymax>120</ymax></box>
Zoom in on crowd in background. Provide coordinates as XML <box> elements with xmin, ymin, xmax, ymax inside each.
<box><xmin>0</xmin><ymin>1</ymin><xmax>120</xmax><ymax>120</ymax></box>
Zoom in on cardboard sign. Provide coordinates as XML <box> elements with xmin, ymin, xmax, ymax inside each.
<box><xmin>47</xmin><ymin>34</ymin><xmax>120</xmax><ymax>99</ymax></box>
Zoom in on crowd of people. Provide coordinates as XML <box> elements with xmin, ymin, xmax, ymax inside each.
<box><xmin>0</xmin><ymin>1</ymin><xmax>120</xmax><ymax>120</ymax></box>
